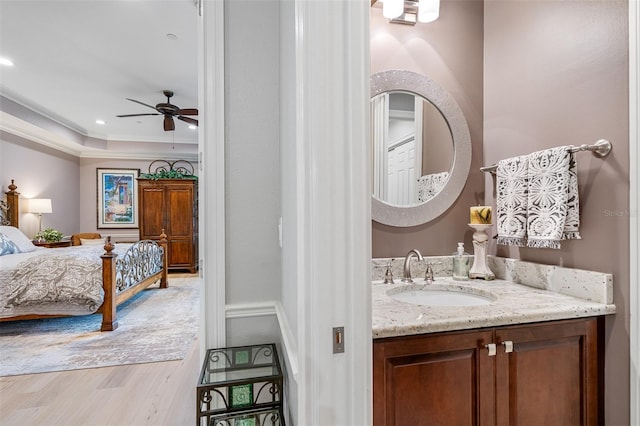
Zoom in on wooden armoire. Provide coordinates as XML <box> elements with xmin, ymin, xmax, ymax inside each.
<box><xmin>137</xmin><ymin>178</ymin><xmax>198</xmax><ymax>272</ymax></box>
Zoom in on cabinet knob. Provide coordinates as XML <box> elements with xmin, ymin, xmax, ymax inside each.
<box><xmin>502</xmin><ymin>340</ymin><xmax>514</xmax><ymax>353</ymax></box>
<box><xmin>484</xmin><ymin>343</ymin><xmax>497</xmax><ymax>356</ymax></box>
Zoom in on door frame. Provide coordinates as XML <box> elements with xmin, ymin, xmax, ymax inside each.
<box><xmin>629</xmin><ymin>0</ymin><xmax>639</xmax><ymax>422</ymax></box>
<box><xmin>199</xmin><ymin>0</ymin><xmax>227</xmax><ymax>351</ymax></box>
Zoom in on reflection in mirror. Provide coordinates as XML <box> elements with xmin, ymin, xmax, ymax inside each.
<box><xmin>371</xmin><ymin>91</ymin><xmax>453</xmax><ymax>206</ymax></box>
<box><xmin>370</xmin><ymin>70</ymin><xmax>471</xmax><ymax>227</ymax></box>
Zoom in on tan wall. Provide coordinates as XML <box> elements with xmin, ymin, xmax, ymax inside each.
<box><xmin>371</xmin><ymin>0</ymin><xmax>485</xmax><ymax>258</ymax></box>
<box><xmin>371</xmin><ymin>0</ymin><xmax>630</xmax><ymax>421</ymax></box>
<box><xmin>483</xmin><ymin>1</ymin><xmax>629</xmax><ymax>424</ymax></box>
<box><xmin>422</xmin><ymin>103</ymin><xmax>453</xmax><ymax>175</ymax></box>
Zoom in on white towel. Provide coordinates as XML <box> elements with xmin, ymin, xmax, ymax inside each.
<box><xmin>496</xmin><ymin>155</ymin><xmax>529</xmax><ymax>247</ymax></box>
<box><xmin>526</xmin><ymin>147</ymin><xmax>581</xmax><ymax>249</ymax></box>
<box><xmin>417</xmin><ymin>172</ymin><xmax>449</xmax><ymax>202</ymax></box>
<box><xmin>563</xmin><ymin>153</ymin><xmax>582</xmax><ymax>240</ymax></box>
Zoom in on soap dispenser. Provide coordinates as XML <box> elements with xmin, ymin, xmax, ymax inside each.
<box><xmin>452</xmin><ymin>242</ymin><xmax>470</xmax><ymax>281</ymax></box>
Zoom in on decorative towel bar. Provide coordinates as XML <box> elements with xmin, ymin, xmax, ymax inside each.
<box><xmin>480</xmin><ymin>139</ymin><xmax>612</xmax><ymax>174</ymax></box>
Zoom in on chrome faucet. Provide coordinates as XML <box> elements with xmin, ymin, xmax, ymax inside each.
<box><xmin>402</xmin><ymin>249</ymin><xmax>423</xmax><ymax>283</ymax></box>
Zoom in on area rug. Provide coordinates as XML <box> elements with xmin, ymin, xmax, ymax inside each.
<box><xmin>0</xmin><ymin>276</ymin><xmax>199</xmax><ymax>377</ymax></box>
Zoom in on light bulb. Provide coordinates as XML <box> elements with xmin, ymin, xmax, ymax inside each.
<box><xmin>383</xmin><ymin>0</ymin><xmax>404</xmax><ymax>19</ymax></box>
<box><xmin>0</xmin><ymin>57</ymin><xmax>14</xmax><ymax>67</ymax></box>
<box><xmin>418</xmin><ymin>0</ymin><xmax>440</xmax><ymax>23</ymax></box>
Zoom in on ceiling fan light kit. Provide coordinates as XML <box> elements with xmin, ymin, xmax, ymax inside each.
<box><xmin>116</xmin><ymin>90</ymin><xmax>198</xmax><ymax>131</ymax></box>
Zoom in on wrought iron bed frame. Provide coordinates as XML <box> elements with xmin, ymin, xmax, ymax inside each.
<box><xmin>1</xmin><ymin>180</ymin><xmax>168</xmax><ymax>331</ymax></box>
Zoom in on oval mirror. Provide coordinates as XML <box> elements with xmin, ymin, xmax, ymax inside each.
<box><xmin>371</xmin><ymin>70</ymin><xmax>471</xmax><ymax>227</ymax></box>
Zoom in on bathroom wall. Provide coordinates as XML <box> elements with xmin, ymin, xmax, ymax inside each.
<box><xmin>370</xmin><ymin>0</ymin><xmax>485</xmax><ymax>258</ymax></box>
<box><xmin>371</xmin><ymin>0</ymin><xmax>630</xmax><ymax>421</ymax></box>
<box><xmin>483</xmin><ymin>1</ymin><xmax>629</xmax><ymax>424</ymax></box>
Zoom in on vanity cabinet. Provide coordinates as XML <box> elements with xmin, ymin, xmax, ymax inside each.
<box><xmin>137</xmin><ymin>178</ymin><xmax>198</xmax><ymax>272</ymax></box>
<box><xmin>373</xmin><ymin>317</ymin><xmax>603</xmax><ymax>426</ymax></box>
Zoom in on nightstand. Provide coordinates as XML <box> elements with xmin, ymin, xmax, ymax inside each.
<box><xmin>33</xmin><ymin>240</ymin><xmax>72</xmax><ymax>248</ymax></box>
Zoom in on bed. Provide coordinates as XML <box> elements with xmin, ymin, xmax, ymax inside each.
<box><xmin>0</xmin><ymin>180</ymin><xmax>168</xmax><ymax>331</ymax></box>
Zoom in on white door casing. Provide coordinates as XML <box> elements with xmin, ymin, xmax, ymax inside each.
<box><xmin>199</xmin><ymin>0</ymin><xmax>226</xmax><ymax>352</ymax></box>
<box><xmin>629</xmin><ymin>0</ymin><xmax>639</xmax><ymax>423</ymax></box>
<box><xmin>293</xmin><ymin>0</ymin><xmax>372</xmax><ymax>424</ymax></box>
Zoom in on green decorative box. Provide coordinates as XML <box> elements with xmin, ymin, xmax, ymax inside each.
<box><xmin>197</xmin><ymin>344</ymin><xmax>284</xmax><ymax>426</ymax></box>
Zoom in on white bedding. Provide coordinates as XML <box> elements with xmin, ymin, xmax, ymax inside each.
<box><xmin>0</xmin><ymin>244</ymin><xmax>131</xmax><ymax>318</ymax></box>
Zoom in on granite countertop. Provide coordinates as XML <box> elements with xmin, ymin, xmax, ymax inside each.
<box><xmin>372</xmin><ymin>256</ymin><xmax>617</xmax><ymax>339</ymax></box>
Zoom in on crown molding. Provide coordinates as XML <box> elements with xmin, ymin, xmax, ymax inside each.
<box><xmin>0</xmin><ymin>111</ymin><xmax>197</xmax><ymax>161</ymax></box>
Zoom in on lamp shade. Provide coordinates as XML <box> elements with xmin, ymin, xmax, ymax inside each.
<box><xmin>382</xmin><ymin>0</ymin><xmax>404</xmax><ymax>19</ymax></box>
<box><xmin>418</xmin><ymin>0</ymin><xmax>440</xmax><ymax>22</ymax></box>
<box><xmin>28</xmin><ymin>198</ymin><xmax>52</xmax><ymax>214</ymax></box>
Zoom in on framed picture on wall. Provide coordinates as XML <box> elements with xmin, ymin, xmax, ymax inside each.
<box><xmin>97</xmin><ymin>168</ymin><xmax>140</xmax><ymax>229</ymax></box>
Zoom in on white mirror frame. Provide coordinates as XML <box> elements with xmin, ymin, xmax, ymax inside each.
<box><xmin>371</xmin><ymin>70</ymin><xmax>472</xmax><ymax>227</ymax></box>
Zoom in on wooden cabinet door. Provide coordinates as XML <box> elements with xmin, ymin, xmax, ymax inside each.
<box><xmin>138</xmin><ymin>186</ymin><xmax>165</xmax><ymax>239</ymax></box>
<box><xmin>165</xmin><ymin>185</ymin><xmax>194</xmax><ymax>268</ymax></box>
<box><xmin>138</xmin><ymin>179</ymin><xmax>198</xmax><ymax>272</ymax></box>
<box><xmin>495</xmin><ymin>318</ymin><xmax>602</xmax><ymax>426</ymax></box>
<box><xmin>373</xmin><ymin>329</ymin><xmax>495</xmax><ymax>426</ymax></box>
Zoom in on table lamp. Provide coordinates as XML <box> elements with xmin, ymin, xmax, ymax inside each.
<box><xmin>28</xmin><ymin>198</ymin><xmax>52</xmax><ymax>234</ymax></box>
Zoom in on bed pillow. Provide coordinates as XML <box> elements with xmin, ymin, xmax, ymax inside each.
<box><xmin>80</xmin><ymin>238</ymin><xmax>104</xmax><ymax>246</ymax></box>
<box><xmin>0</xmin><ymin>225</ymin><xmax>37</xmax><ymax>253</ymax></box>
<box><xmin>0</xmin><ymin>232</ymin><xmax>19</xmax><ymax>256</ymax></box>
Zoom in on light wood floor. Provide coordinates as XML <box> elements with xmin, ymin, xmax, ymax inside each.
<box><xmin>0</xmin><ymin>336</ymin><xmax>200</xmax><ymax>426</ymax></box>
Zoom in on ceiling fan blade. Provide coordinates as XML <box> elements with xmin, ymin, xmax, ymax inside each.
<box><xmin>176</xmin><ymin>108</ymin><xmax>198</xmax><ymax>116</ymax></box>
<box><xmin>126</xmin><ymin>98</ymin><xmax>158</xmax><ymax>110</ymax></box>
<box><xmin>178</xmin><ymin>116</ymin><xmax>198</xmax><ymax>126</ymax></box>
<box><xmin>116</xmin><ymin>113</ymin><xmax>161</xmax><ymax>117</ymax></box>
<box><xmin>164</xmin><ymin>115</ymin><xmax>175</xmax><ymax>131</ymax></box>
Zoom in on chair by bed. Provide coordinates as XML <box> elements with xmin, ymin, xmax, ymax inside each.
<box><xmin>0</xmin><ymin>180</ymin><xmax>168</xmax><ymax>331</ymax></box>
<box><xmin>71</xmin><ymin>232</ymin><xmax>102</xmax><ymax>246</ymax></box>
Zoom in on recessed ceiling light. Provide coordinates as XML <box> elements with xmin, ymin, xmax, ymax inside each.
<box><xmin>96</xmin><ymin>119</ymin><xmax>106</xmax><ymax>125</ymax></box>
<box><xmin>166</xmin><ymin>33</ymin><xmax>178</xmax><ymax>40</ymax></box>
<box><xmin>0</xmin><ymin>57</ymin><xmax>14</xmax><ymax>67</ymax></box>
<box><xmin>189</xmin><ymin>125</ymin><xmax>197</xmax><ymax>130</ymax></box>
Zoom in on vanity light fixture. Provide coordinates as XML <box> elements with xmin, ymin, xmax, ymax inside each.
<box><xmin>382</xmin><ymin>0</ymin><xmax>404</xmax><ymax>19</ymax></box>
<box><xmin>376</xmin><ymin>0</ymin><xmax>440</xmax><ymax>25</ymax></box>
<box><xmin>0</xmin><ymin>57</ymin><xmax>14</xmax><ymax>67</ymax></box>
<box><xmin>417</xmin><ymin>0</ymin><xmax>439</xmax><ymax>23</ymax></box>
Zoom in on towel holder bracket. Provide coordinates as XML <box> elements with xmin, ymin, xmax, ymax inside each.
<box><xmin>572</xmin><ymin>139</ymin><xmax>612</xmax><ymax>158</ymax></box>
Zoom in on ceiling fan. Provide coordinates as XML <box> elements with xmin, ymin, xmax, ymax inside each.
<box><xmin>116</xmin><ymin>90</ymin><xmax>198</xmax><ymax>131</ymax></box>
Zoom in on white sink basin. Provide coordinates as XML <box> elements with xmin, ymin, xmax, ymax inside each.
<box><xmin>387</xmin><ymin>287</ymin><xmax>495</xmax><ymax>307</ymax></box>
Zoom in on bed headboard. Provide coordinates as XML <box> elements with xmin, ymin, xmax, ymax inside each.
<box><xmin>1</xmin><ymin>180</ymin><xmax>19</xmax><ymax>228</ymax></box>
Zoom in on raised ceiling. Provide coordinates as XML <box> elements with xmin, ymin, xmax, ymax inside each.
<box><xmin>0</xmin><ymin>0</ymin><xmax>198</xmax><ymax>147</ymax></box>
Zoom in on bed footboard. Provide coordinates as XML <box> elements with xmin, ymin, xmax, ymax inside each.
<box><xmin>100</xmin><ymin>233</ymin><xmax>168</xmax><ymax>331</ymax></box>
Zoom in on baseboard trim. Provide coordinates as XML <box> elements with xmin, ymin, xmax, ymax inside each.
<box><xmin>225</xmin><ymin>302</ymin><xmax>275</xmax><ymax>318</ymax></box>
<box><xmin>225</xmin><ymin>301</ymin><xmax>299</xmax><ymax>381</ymax></box>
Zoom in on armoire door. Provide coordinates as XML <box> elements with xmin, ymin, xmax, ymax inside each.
<box><xmin>166</xmin><ymin>184</ymin><xmax>194</xmax><ymax>269</ymax></box>
<box><xmin>138</xmin><ymin>186</ymin><xmax>165</xmax><ymax>239</ymax></box>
